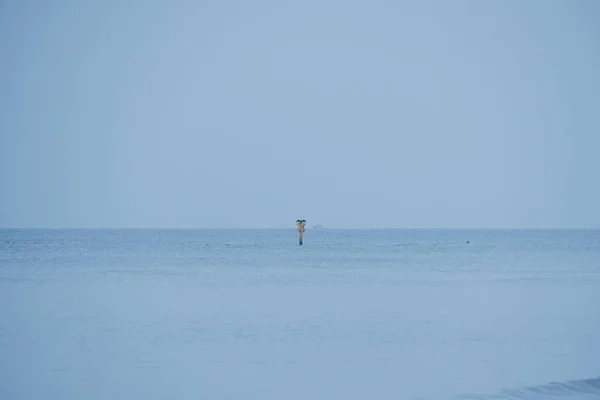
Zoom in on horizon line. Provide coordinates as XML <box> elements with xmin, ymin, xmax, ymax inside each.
<box><xmin>1</xmin><ymin>227</ymin><xmax>598</xmax><ymax>230</ymax></box>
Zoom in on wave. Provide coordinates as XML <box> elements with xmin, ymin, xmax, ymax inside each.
<box><xmin>458</xmin><ymin>376</ymin><xmax>600</xmax><ymax>400</ymax></box>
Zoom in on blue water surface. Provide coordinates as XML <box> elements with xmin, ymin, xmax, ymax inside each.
<box><xmin>1</xmin><ymin>229</ymin><xmax>599</xmax><ymax>400</ymax></box>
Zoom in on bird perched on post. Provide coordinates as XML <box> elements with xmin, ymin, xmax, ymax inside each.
<box><xmin>296</xmin><ymin>219</ymin><xmax>306</xmax><ymax>245</ymax></box>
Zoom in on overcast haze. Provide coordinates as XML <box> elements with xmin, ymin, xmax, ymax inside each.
<box><xmin>1</xmin><ymin>0</ymin><xmax>599</xmax><ymax>229</ymax></box>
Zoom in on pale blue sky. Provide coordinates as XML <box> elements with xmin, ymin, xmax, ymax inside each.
<box><xmin>1</xmin><ymin>0</ymin><xmax>599</xmax><ymax>228</ymax></box>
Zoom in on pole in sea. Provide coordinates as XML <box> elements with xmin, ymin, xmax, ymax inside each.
<box><xmin>296</xmin><ymin>219</ymin><xmax>306</xmax><ymax>245</ymax></box>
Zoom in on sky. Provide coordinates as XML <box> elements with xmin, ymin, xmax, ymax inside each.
<box><xmin>1</xmin><ymin>0</ymin><xmax>599</xmax><ymax>229</ymax></box>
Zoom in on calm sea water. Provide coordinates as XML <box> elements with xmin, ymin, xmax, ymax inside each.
<box><xmin>1</xmin><ymin>229</ymin><xmax>599</xmax><ymax>400</ymax></box>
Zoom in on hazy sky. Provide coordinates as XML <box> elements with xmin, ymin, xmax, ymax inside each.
<box><xmin>1</xmin><ymin>0</ymin><xmax>599</xmax><ymax>228</ymax></box>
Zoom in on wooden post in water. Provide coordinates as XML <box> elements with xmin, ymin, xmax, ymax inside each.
<box><xmin>296</xmin><ymin>219</ymin><xmax>306</xmax><ymax>245</ymax></box>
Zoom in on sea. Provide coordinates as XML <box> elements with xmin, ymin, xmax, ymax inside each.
<box><xmin>1</xmin><ymin>229</ymin><xmax>599</xmax><ymax>400</ymax></box>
